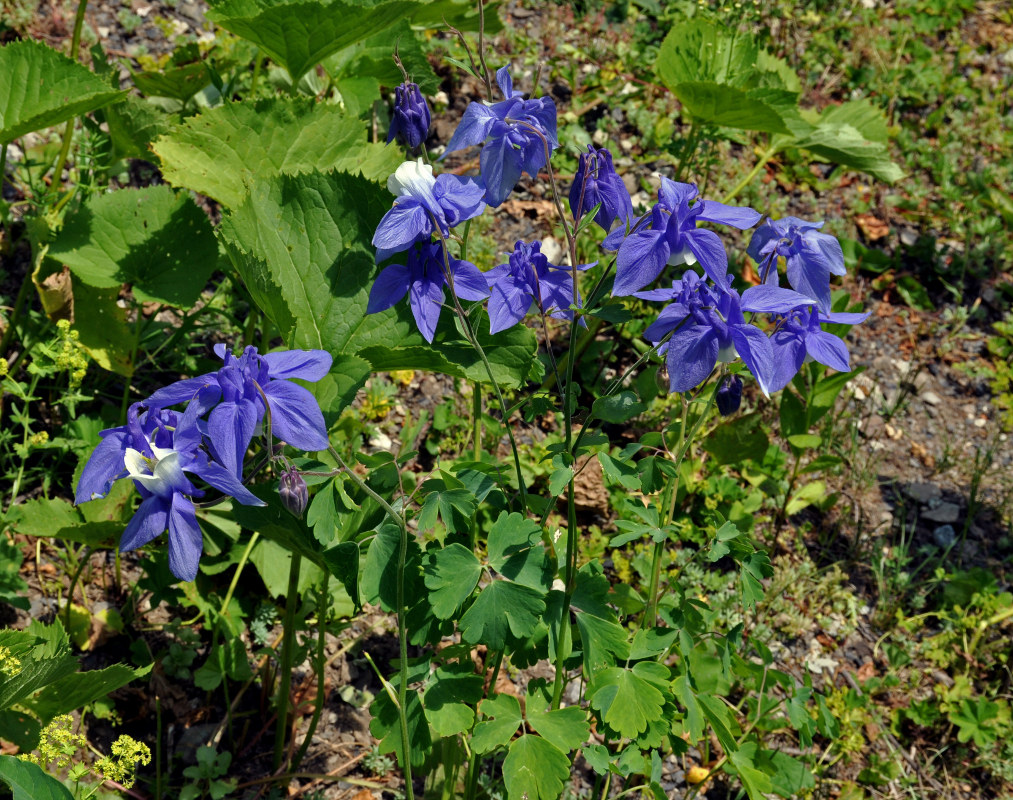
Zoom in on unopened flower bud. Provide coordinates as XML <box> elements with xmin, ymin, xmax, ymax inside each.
<box><xmin>569</xmin><ymin>145</ymin><xmax>633</xmax><ymax>232</ymax></box>
<box><xmin>716</xmin><ymin>375</ymin><xmax>743</xmax><ymax>416</ymax></box>
<box><xmin>387</xmin><ymin>82</ymin><xmax>431</xmax><ymax>150</ymax></box>
<box><xmin>279</xmin><ymin>469</ymin><xmax>308</xmax><ymax>517</ymax></box>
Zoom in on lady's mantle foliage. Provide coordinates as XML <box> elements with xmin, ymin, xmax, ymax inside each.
<box><xmin>605</xmin><ymin>178</ymin><xmax>761</xmax><ymax>296</ymax></box>
<box><xmin>368</xmin><ymin>241</ymin><xmax>489</xmax><ymax>343</ymax></box>
<box><xmin>75</xmin><ymin>346</ymin><xmax>332</xmax><ymax>581</ymax></box>
<box><xmin>444</xmin><ymin>66</ymin><xmax>558</xmax><ymax>207</ymax></box>
<box><xmin>485</xmin><ymin>241</ymin><xmax>592</xmax><ymax>334</ymax></box>
<box><xmin>372</xmin><ymin>158</ymin><xmax>486</xmax><ymax>263</ymax></box>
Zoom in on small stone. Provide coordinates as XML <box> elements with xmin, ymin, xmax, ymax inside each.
<box><xmin>932</xmin><ymin>524</ymin><xmax>955</xmax><ymax>548</ymax></box>
<box><xmin>973</xmin><ymin>417</ymin><xmax>987</xmax><ymax>428</ymax></box>
<box><xmin>368</xmin><ymin>432</ymin><xmax>393</xmax><ymax>451</ymax></box>
<box><xmin>923</xmin><ymin>502</ymin><xmax>960</xmax><ymax>524</ymax></box>
<box><xmin>540</xmin><ymin>236</ymin><xmax>563</xmax><ymax>264</ymax></box>
<box><xmin>899</xmin><ymin>228</ymin><xmax>918</xmax><ymax>246</ymax></box>
<box><xmin>922</xmin><ymin>391</ymin><xmax>942</xmax><ymax>406</ymax></box>
<box><xmin>592</xmin><ymin>128</ymin><xmax>607</xmax><ymax>146</ymax></box>
<box><xmin>905</xmin><ymin>482</ymin><xmax>941</xmax><ymax>503</ymax></box>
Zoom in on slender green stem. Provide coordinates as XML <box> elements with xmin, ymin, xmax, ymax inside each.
<box><xmin>155</xmin><ymin>698</ymin><xmax>163</xmax><ymax>800</ymax></box>
<box><xmin>119</xmin><ymin>305</ymin><xmax>145</xmax><ymax>423</ymax></box>
<box><xmin>250</xmin><ymin>50</ymin><xmax>264</xmax><ymax>96</ymax></box>
<box><xmin>329</xmin><ymin>447</ymin><xmax>414</xmax><ymax>800</ymax></box>
<box><xmin>273</xmin><ymin>552</ymin><xmax>302</xmax><ymax>770</ymax></box>
<box><xmin>64</xmin><ymin>546</ymin><xmax>92</xmax><ymax>630</ymax></box>
<box><xmin>219</xmin><ymin>532</ymin><xmax>259</xmax><ymax>618</ymax></box>
<box><xmin>50</xmin><ymin>0</ymin><xmax>89</xmax><ymax>187</ymax></box>
<box><xmin>721</xmin><ymin>142</ymin><xmax>779</xmax><ymax>205</ymax></box>
<box><xmin>472</xmin><ymin>381</ymin><xmax>481</xmax><ymax>461</ymax></box>
<box><xmin>291</xmin><ymin>575</ymin><xmax>329</xmax><ymax>772</ymax></box>
<box><xmin>0</xmin><ymin>142</ymin><xmax>8</xmax><ymax>214</ymax></box>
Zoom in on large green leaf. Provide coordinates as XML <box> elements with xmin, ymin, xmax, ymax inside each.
<box><xmin>790</xmin><ymin>100</ymin><xmax>904</xmax><ymax>183</ymax></box>
<box><xmin>459</xmin><ymin>580</ymin><xmax>545</xmax><ymax>651</ymax></box>
<box><xmin>424</xmin><ymin>543</ymin><xmax>482</xmax><ymax>619</ymax></box>
<box><xmin>667</xmin><ymin>82</ymin><xmax>792</xmax><ymax>134</ymax></box>
<box><xmin>502</xmin><ymin>735</ymin><xmax>570</xmax><ymax>800</ymax></box>
<box><xmin>219</xmin><ymin>169</ymin><xmax>538</xmax><ymax>388</ymax></box>
<box><xmin>205</xmin><ymin>0</ymin><xmax>421</xmax><ymax>81</ymax></box>
<box><xmin>471</xmin><ymin>693</ymin><xmax>522</xmax><ymax>754</ymax></box>
<box><xmin>589</xmin><ymin>663</ymin><xmax>667</xmax><ymax>740</ymax></box>
<box><xmin>0</xmin><ymin>756</ymin><xmax>74</xmax><ymax>800</ymax></box>
<box><xmin>103</xmin><ymin>94</ymin><xmax>171</xmax><ymax>160</ymax></box>
<box><xmin>323</xmin><ymin>20</ymin><xmax>439</xmax><ymax>94</ymax></box>
<box><xmin>152</xmin><ymin>98</ymin><xmax>401</xmax><ymax>209</ymax></box>
<box><xmin>657</xmin><ymin>19</ymin><xmax>759</xmax><ymax>88</ymax></box>
<box><xmin>25</xmin><ymin>663</ymin><xmax>151</xmax><ymax>722</ymax></box>
<box><xmin>0</xmin><ymin>40</ymin><xmax>124</xmax><ymax>144</ymax></box>
<box><xmin>48</xmin><ymin>186</ymin><xmax>218</xmax><ymax>307</ymax></box>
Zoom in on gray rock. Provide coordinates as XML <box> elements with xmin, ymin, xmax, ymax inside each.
<box><xmin>923</xmin><ymin>502</ymin><xmax>960</xmax><ymax>524</ymax></box>
<box><xmin>922</xmin><ymin>390</ymin><xmax>942</xmax><ymax>406</ymax></box>
<box><xmin>905</xmin><ymin>482</ymin><xmax>941</xmax><ymax>504</ymax></box>
<box><xmin>932</xmin><ymin>525</ymin><xmax>956</xmax><ymax>548</ymax></box>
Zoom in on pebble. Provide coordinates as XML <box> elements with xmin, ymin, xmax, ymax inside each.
<box><xmin>905</xmin><ymin>482</ymin><xmax>940</xmax><ymax>503</ymax></box>
<box><xmin>932</xmin><ymin>524</ymin><xmax>956</xmax><ymax>548</ymax></box>
<box><xmin>922</xmin><ymin>502</ymin><xmax>960</xmax><ymax>524</ymax></box>
<box><xmin>540</xmin><ymin>236</ymin><xmax>563</xmax><ymax>264</ymax></box>
<box><xmin>922</xmin><ymin>390</ymin><xmax>942</xmax><ymax>406</ymax></box>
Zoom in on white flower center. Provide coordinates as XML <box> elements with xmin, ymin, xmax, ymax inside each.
<box><xmin>124</xmin><ymin>446</ymin><xmax>183</xmax><ymax>496</ymax></box>
<box><xmin>667</xmin><ymin>244</ymin><xmax>698</xmax><ymax>267</ymax></box>
<box><xmin>387</xmin><ymin>158</ymin><xmax>436</xmax><ymax>198</ymax></box>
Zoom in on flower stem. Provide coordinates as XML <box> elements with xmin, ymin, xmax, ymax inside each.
<box><xmin>329</xmin><ymin>448</ymin><xmax>414</xmax><ymax>800</ymax></box>
<box><xmin>50</xmin><ymin>0</ymin><xmax>89</xmax><ymax>188</ymax></box>
<box><xmin>273</xmin><ymin>551</ymin><xmax>301</xmax><ymax>770</ymax></box>
<box><xmin>722</xmin><ymin>142</ymin><xmax>780</xmax><ymax>205</ymax></box>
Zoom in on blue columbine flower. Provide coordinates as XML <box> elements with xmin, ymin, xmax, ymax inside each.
<box><xmin>443</xmin><ymin>65</ymin><xmax>558</xmax><ymax>207</ymax></box>
<box><xmin>716</xmin><ymin>374</ymin><xmax>743</xmax><ymax>416</ymax></box>
<box><xmin>606</xmin><ymin>179</ymin><xmax>761</xmax><ymax>297</ymax></box>
<box><xmin>636</xmin><ymin>271</ymin><xmax>777</xmax><ymax>394</ymax></box>
<box><xmin>144</xmin><ymin>345</ymin><xmax>333</xmax><ymax>465</ymax></box>
<box><xmin>367</xmin><ymin>241</ymin><xmax>489</xmax><ymax>343</ymax></box>
<box><xmin>569</xmin><ymin>145</ymin><xmax>633</xmax><ymax>232</ymax></box>
<box><xmin>75</xmin><ymin>403</ymin><xmax>264</xmax><ymax>582</ymax></box>
<box><xmin>372</xmin><ymin>158</ymin><xmax>486</xmax><ymax>263</ymax></box>
<box><xmin>484</xmin><ymin>240</ymin><xmax>594</xmax><ymax>334</ymax></box>
<box><xmin>746</xmin><ymin>216</ymin><xmax>846</xmax><ymax>314</ymax></box>
<box><xmin>387</xmin><ymin>81</ymin><xmax>431</xmax><ymax>150</ymax></box>
<box><xmin>762</xmin><ymin>305</ymin><xmax>870</xmax><ymax>392</ymax></box>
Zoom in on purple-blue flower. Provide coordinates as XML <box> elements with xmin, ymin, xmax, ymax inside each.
<box><xmin>387</xmin><ymin>81</ymin><xmax>431</xmax><ymax>150</ymax></box>
<box><xmin>444</xmin><ymin>66</ymin><xmax>558</xmax><ymax>207</ymax></box>
<box><xmin>75</xmin><ymin>403</ymin><xmax>264</xmax><ymax>582</ymax></box>
<box><xmin>144</xmin><ymin>345</ymin><xmax>333</xmax><ymax>465</ymax></box>
<box><xmin>716</xmin><ymin>374</ymin><xmax>743</xmax><ymax>416</ymax></box>
<box><xmin>763</xmin><ymin>305</ymin><xmax>870</xmax><ymax>392</ymax></box>
<box><xmin>569</xmin><ymin>145</ymin><xmax>633</xmax><ymax>232</ymax></box>
<box><xmin>606</xmin><ymin>179</ymin><xmax>761</xmax><ymax>297</ymax></box>
<box><xmin>372</xmin><ymin>158</ymin><xmax>486</xmax><ymax>263</ymax></box>
<box><xmin>484</xmin><ymin>240</ymin><xmax>593</xmax><ymax>334</ymax></box>
<box><xmin>636</xmin><ymin>271</ymin><xmax>776</xmax><ymax>394</ymax></box>
<box><xmin>747</xmin><ymin>216</ymin><xmax>846</xmax><ymax>314</ymax></box>
<box><xmin>367</xmin><ymin>241</ymin><xmax>489</xmax><ymax>343</ymax></box>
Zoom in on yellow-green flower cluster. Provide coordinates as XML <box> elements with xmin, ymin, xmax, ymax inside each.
<box><xmin>20</xmin><ymin>714</ymin><xmax>86</xmax><ymax>770</ymax></box>
<box><xmin>0</xmin><ymin>357</ymin><xmax>8</xmax><ymax>379</ymax></box>
<box><xmin>93</xmin><ymin>735</ymin><xmax>151</xmax><ymax>789</ymax></box>
<box><xmin>53</xmin><ymin>319</ymin><xmax>89</xmax><ymax>388</ymax></box>
<box><xmin>0</xmin><ymin>645</ymin><xmax>21</xmax><ymax>677</ymax></box>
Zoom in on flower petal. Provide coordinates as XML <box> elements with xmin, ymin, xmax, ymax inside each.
<box><xmin>614</xmin><ymin>228</ymin><xmax>669</xmax><ymax>296</ymax></box>
<box><xmin>168</xmin><ymin>493</ymin><xmax>203</xmax><ymax>582</ymax></box>
<box><xmin>190</xmin><ymin>454</ymin><xmax>265</xmax><ymax>507</ymax></box>
<box><xmin>696</xmin><ymin>200</ymin><xmax>762</xmax><ymax>229</ymax></box>
<box><xmin>806</xmin><ymin>331</ymin><xmax>851</xmax><ymax>373</ymax></box>
<box><xmin>367</xmin><ymin>262</ymin><xmax>412</xmax><ymax>314</ymax></box>
<box><xmin>488</xmin><ymin>282</ymin><xmax>531</xmax><ymax>333</ymax></box>
<box><xmin>207</xmin><ymin>400</ymin><xmax>259</xmax><ymax>477</ymax></box>
<box><xmin>75</xmin><ymin>429</ymin><xmax>130</xmax><ymax>503</ymax></box>
<box><xmin>666</xmin><ymin>327</ymin><xmax>719</xmax><ymax>393</ymax></box>
<box><xmin>480</xmin><ymin>136</ymin><xmax>524</xmax><ymax>207</ymax></box>
<box><xmin>120</xmin><ymin>495</ymin><xmax>170</xmax><ymax>553</ymax></box>
<box><xmin>730</xmin><ymin>324</ymin><xmax>774</xmax><ymax>396</ymax></box>
<box><xmin>144</xmin><ymin>374</ymin><xmax>220</xmax><ymax>411</ymax></box>
<box><xmin>444</xmin><ymin>102</ymin><xmax>499</xmax><ymax>154</ymax></box>
<box><xmin>450</xmin><ymin>259</ymin><xmax>491</xmax><ymax>302</ymax></box>
<box><xmin>263</xmin><ymin>350</ymin><xmax>333</xmax><ymax>382</ymax></box>
<box><xmin>682</xmin><ymin>228</ymin><xmax>728</xmax><ymax>285</ymax></box>
<box><xmin>262</xmin><ymin>380</ymin><xmax>330</xmax><ymax>452</ymax></box>
<box><xmin>372</xmin><ymin>200</ymin><xmax>432</xmax><ymax>256</ymax></box>
<box><xmin>740</xmin><ymin>284</ymin><xmax>818</xmax><ymax>313</ymax></box>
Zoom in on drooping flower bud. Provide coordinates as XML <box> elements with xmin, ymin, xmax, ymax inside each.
<box><xmin>387</xmin><ymin>82</ymin><xmax>431</xmax><ymax>150</ymax></box>
<box><xmin>569</xmin><ymin>145</ymin><xmax>633</xmax><ymax>232</ymax></box>
<box><xmin>279</xmin><ymin>469</ymin><xmax>309</xmax><ymax>517</ymax></box>
<box><xmin>716</xmin><ymin>375</ymin><xmax>743</xmax><ymax>416</ymax></box>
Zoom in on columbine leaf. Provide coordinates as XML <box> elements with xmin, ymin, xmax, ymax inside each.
<box><xmin>590</xmin><ymin>664</ymin><xmax>667</xmax><ymax>740</ymax></box>
<box><xmin>459</xmin><ymin>580</ymin><xmax>545</xmax><ymax>651</ymax></box>
<box><xmin>591</xmin><ymin>391</ymin><xmax>645</xmax><ymax>423</ymax></box>
<box><xmin>152</xmin><ymin>97</ymin><xmax>401</xmax><ymax>209</ymax></box>
<box><xmin>526</xmin><ymin>686</ymin><xmax>590</xmax><ymax>753</ymax></box>
<box><xmin>0</xmin><ymin>40</ymin><xmax>124</xmax><ymax>144</ymax></box>
<box><xmin>206</xmin><ymin>0</ymin><xmax>421</xmax><ymax>81</ymax></box>
<box><xmin>369</xmin><ymin>687</ymin><xmax>431</xmax><ymax>768</ymax></box>
<box><xmin>424</xmin><ymin>543</ymin><xmax>482</xmax><ymax>619</ymax></box>
<box><xmin>471</xmin><ymin>693</ymin><xmax>523</xmax><ymax>754</ymax></box>
<box><xmin>487</xmin><ymin>511</ymin><xmax>553</xmax><ymax>590</ymax></box>
<box><xmin>728</xmin><ymin>743</ymin><xmax>773</xmax><ymax>800</ymax></box>
<box><xmin>48</xmin><ymin>185</ymin><xmax>218</xmax><ymax>308</ymax></box>
<box><xmin>502</xmin><ymin>735</ymin><xmax>570</xmax><ymax>800</ymax></box>
<box><xmin>422</xmin><ymin>663</ymin><xmax>484</xmax><ymax>737</ymax></box>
